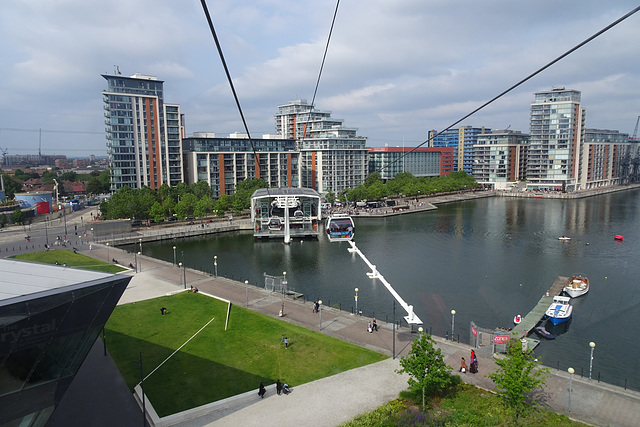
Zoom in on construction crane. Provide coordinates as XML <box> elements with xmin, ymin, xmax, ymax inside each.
<box><xmin>633</xmin><ymin>115</ymin><xmax>640</xmax><ymax>140</ymax></box>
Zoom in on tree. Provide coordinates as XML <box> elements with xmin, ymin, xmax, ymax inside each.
<box><xmin>214</xmin><ymin>194</ymin><xmax>232</xmax><ymax>216</ymax></box>
<box><xmin>59</xmin><ymin>171</ymin><xmax>78</xmax><ymax>182</ymax></box>
<box><xmin>175</xmin><ymin>193</ymin><xmax>197</xmax><ymax>219</ymax></box>
<box><xmin>191</xmin><ymin>180</ymin><xmax>212</xmax><ymax>199</ymax></box>
<box><xmin>488</xmin><ymin>338</ymin><xmax>549</xmax><ymax>422</ymax></box>
<box><xmin>149</xmin><ymin>201</ymin><xmax>166</xmax><ymax>223</ymax></box>
<box><xmin>11</xmin><ymin>207</ymin><xmax>26</xmax><ymax>225</ymax></box>
<box><xmin>1</xmin><ymin>173</ymin><xmax>22</xmax><ymax>199</ymax></box>
<box><xmin>396</xmin><ymin>332</ymin><xmax>453</xmax><ymax>409</ymax></box>
<box><xmin>194</xmin><ymin>196</ymin><xmax>214</xmax><ymax>218</ymax></box>
<box><xmin>325</xmin><ymin>190</ymin><xmax>336</xmax><ymax>204</ymax></box>
<box><xmin>41</xmin><ymin>170</ymin><xmax>58</xmax><ymax>185</ymax></box>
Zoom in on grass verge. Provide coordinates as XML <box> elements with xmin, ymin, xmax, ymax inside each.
<box><xmin>106</xmin><ymin>292</ymin><xmax>388</xmax><ymax>417</ymax></box>
<box><xmin>14</xmin><ymin>249</ymin><xmax>126</xmax><ymax>273</ymax></box>
<box><xmin>342</xmin><ymin>383</ymin><xmax>587</xmax><ymax>426</ymax></box>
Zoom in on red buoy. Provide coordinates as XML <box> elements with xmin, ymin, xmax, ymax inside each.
<box><xmin>614</xmin><ymin>235</ymin><xmax>624</xmax><ymax>241</ymax></box>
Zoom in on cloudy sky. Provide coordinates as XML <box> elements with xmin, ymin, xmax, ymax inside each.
<box><xmin>1</xmin><ymin>0</ymin><xmax>639</xmax><ymax>157</ymax></box>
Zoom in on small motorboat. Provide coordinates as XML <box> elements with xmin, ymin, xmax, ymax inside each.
<box><xmin>558</xmin><ymin>236</ymin><xmax>571</xmax><ymax>241</ymax></box>
<box><xmin>614</xmin><ymin>235</ymin><xmax>624</xmax><ymax>241</ymax></box>
<box><xmin>533</xmin><ymin>326</ymin><xmax>556</xmax><ymax>340</ymax></box>
<box><xmin>544</xmin><ymin>295</ymin><xmax>573</xmax><ymax>325</ymax></box>
<box><xmin>513</xmin><ymin>314</ymin><xmax>522</xmax><ymax>325</ymax></box>
<box><xmin>564</xmin><ymin>275</ymin><xmax>589</xmax><ymax>298</ymax></box>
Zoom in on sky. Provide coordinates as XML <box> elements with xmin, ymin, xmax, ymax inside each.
<box><xmin>1</xmin><ymin>0</ymin><xmax>639</xmax><ymax>158</ymax></box>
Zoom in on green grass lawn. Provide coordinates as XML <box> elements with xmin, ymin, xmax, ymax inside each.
<box><xmin>14</xmin><ymin>249</ymin><xmax>126</xmax><ymax>273</ymax></box>
<box><xmin>106</xmin><ymin>292</ymin><xmax>388</xmax><ymax>417</ymax></box>
<box><xmin>343</xmin><ymin>383</ymin><xmax>588</xmax><ymax>426</ymax></box>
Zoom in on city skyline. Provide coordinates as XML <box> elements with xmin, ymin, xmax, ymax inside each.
<box><xmin>1</xmin><ymin>1</ymin><xmax>639</xmax><ymax>157</ymax></box>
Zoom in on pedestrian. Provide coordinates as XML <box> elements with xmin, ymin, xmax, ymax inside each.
<box><xmin>470</xmin><ymin>350</ymin><xmax>478</xmax><ymax>373</ymax></box>
<box><xmin>459</xmin><ymin>357</ymin><xmax>467</xmax><ymax>373</ymax></box>
<box><xmin>258</xmin><ymin>382</ymin><xmax>266</xmax><ymax>398</ymax></box>
<box><xmin>284</xmin><ymin>337</ymin><xmax>289</xmax><ymax>349</ymax></box>
<box><xmin>160</xmin><ymin>307</ymin><xmax>167</xmax><ymax>315</ymax></box>
<box><xmin>372</xmin><ymin>318</ymin><xmax>378</xmax><ymax>331</ymax></box>
<box><xmin>276</xmin><ymin>379</ymin><xmax>282</xmax><ymax>395</ymax></box>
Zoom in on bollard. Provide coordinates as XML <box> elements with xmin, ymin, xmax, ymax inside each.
<box><xmin>598</xmin><ymin>372</ymin><xmax>600</xmax><ymax>383</ymax></box>
<box><xmin>339</xmin><ymin>303</ymin><xmax>341</xmax><ymax>311</ymax></box>
<box><xmin>557</xmin><ymin>361</ymin><xmax>560</xmax><ymax>370</ymax></box>
<box><xmin>581</xmin><ymin>367</ymin><xmax>584</xmax><ymax>378</ymax></box>
<box><xmin>625</xmin><ymin>379</ymin><xmax>628</xmax><ymax>390</ymax></box>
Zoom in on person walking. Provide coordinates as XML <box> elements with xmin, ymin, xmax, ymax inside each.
<box><xmin>276</xmin><ymin>379</ymin><xmax>282</xmax><ymax>395</ymax></box>
<box><xmin>284</xmin><ymin>337</ymin><xmax>289</xmax><ymax>349</ymax></box>
<box><xmin>470</xmin><ymin>350</ymin><xmax>478</xmax><ymax>373</ymax></box>
<box><xmin>372</xmin><ymin>318</ymin><xmax>378</xmax><ymax>331</ymax></box>
<box><xmin>258</xmin><ymin>382</ymin><xmax>266</xmax><ymax>398</ymax></box>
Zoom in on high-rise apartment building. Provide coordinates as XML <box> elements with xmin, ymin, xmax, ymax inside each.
<box><xmin>102</xmin><ymin>73</ymin><xmax>184</xmax><ymax>191</ymax></box>
<box><xmin>275</xmin><ymin>100</ymin><xmax>368</xmax><ymax>193</ymax></box>
<box><xmin>428</xmin><ymin>126</ymin><xmax>489</xmax><ymax>173</ymax></box>
<box><xmin>473</xmin><ymin>130</ymin><xmax>529</xmax><ymax>190</ymax></box>
<box><xmin>527</xmin><ymin>88</ymin><xmax>585</xmax><ymax>191</ymax></box>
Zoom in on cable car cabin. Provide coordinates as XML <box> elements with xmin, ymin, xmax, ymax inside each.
<box><xmin>326</xmin><ymin>214</ymin><xmax>355</xmax><ymax>242</ymax></box>
<box><xmin>268</xmin><ymin>217</ymin><xmax>283</xmax><ymax>230</ymax></box>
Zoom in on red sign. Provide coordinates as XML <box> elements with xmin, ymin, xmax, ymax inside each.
<box><xmin>494</xmin><ymin>335</ymin><xmax>510</xmax><ymax>344</ymax></box>
<box><xmin>472</xmin><ymin>326</ymin><xmax>477</xmax><ymax>337</ymax></box>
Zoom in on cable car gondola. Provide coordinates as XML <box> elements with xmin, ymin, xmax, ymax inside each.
<box><xmin>268</xmin><ymin>217</ymin><xmax>283</xmax><ymax>230</ymax></box>
<box><xmin>326</xmin><ymin>213</ymin><xmax>354</xmax><ymax>242</ymax></box>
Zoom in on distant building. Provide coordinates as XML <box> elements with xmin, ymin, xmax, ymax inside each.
<box><xmin>473</xmin><ymin>130</ymin><xmax>529</xmax><ymax>190</ymax></box>
<box><xmin>275</xmin><ymin>100</ymin><xmax>369</xmax><ymax>194</ymax></box>
<box><xmin>428</xmin><ymin>126</ymin><xmax>490</xmax><ymax>173</ymax></box>
<box><xmin>182</xmin><ymin>133</ymin><xmax>298</xmax><ymax>198</ymax></box>
<box><xmin>0</xmin><ymin>259</ymin><xmax>130</xmax><ymax>426</ymax></box>
<box><xmin>368</xmin><ymin>146</ymin><xmax>453</xmax><ymax>181</ymax></box>
<box><xmin>102</xmin><ymin>73</ymin><xmax>185</xmax><ymax>191</ymax></box>
<box><xmin>55</xmin><ymin>159</ymin><xmax>70</xmax><ymax>169</ymax></box>
<box><xmin>72</xmin><ymin>158</ymin><xmax>90</xmax><ymax>168</ymax></box>
<box><xmin>582</xmin><ymin>129</ymin><xmax>640</xmax><ymax>188</ymax></box>
<box><xmin>526</xmin><ymin>88</ymin><xmax>585</xmax><ymax>191</ymax></box>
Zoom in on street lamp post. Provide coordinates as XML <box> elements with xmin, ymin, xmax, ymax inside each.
<box><xmin>451</xmin><ymin>309</ymin><xmax>456</xmax><ymax>341</ymax></box>
<box><xmin>106</xmin><ymin>242</ymin><xmax>109</xmax><ymax>263</ymax></box>
<box><xmin>354</xmin><ymin>287</ymin><xmax>359</xmax><ymax>315</ymax></box>
<box><xmin>137</xmin><ymin>252</ymin><xmax>141</xmax><ymax>272</ymax></box>
<box><xmin>45</xmin><ymin>216</ymin><xmax>49</xmax><ymax>246</ymax></box>
<box><xmin>179</xmin><ymin>262</ymin><xmax>183</xmax><ymax>288</ymax></box>
<box><xmin>282</xmin><ymin>271</ymin><xmax>287</xmax><ymax>298</ymax></box>
<box><xmin>245</xmin><ymin>280</ymin><xmax>249</xmax><ymax>307</ymax></box>
<box><xmin>568</xmin><ymin>367</ymin><xmax>574</xmax><ymax>412</ymax></box>
<box><xmin>318</xmin><ymin>300</ymin><xmax>323</xmax><ymax>330</ymax></box>
<box><xmin>173</xmin><ymin>246</ymin><xmax>176</xmax><ymax>266</ymax></box>
<box><xmin>139</xmin><ymin>238</ymin><xmax>142</xmax><ymax>253</ymax></box>
<box><xmin>134</xmin><ymin>252</ymin><xmax>138</xmax><ymax>273</ymax></box>
<box><xmin>589</xmin><ymin>341</ymin><xmax>596</xmax><ymax>380</ymax></box>
<box><xmin>214</xmin><ymin>256</ymin><xmax>218</xmax><ymax>277</ymax></box>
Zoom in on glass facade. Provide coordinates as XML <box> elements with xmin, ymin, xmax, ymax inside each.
<box><xmin>0</xmin><ymin>262</ymin><xmax>130</xmax><ymax>427</ymax></box>
<box><xmin>429</xmin><ymin>126</ymin><xmax>490</xmax><ymax>173</ymax></box>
